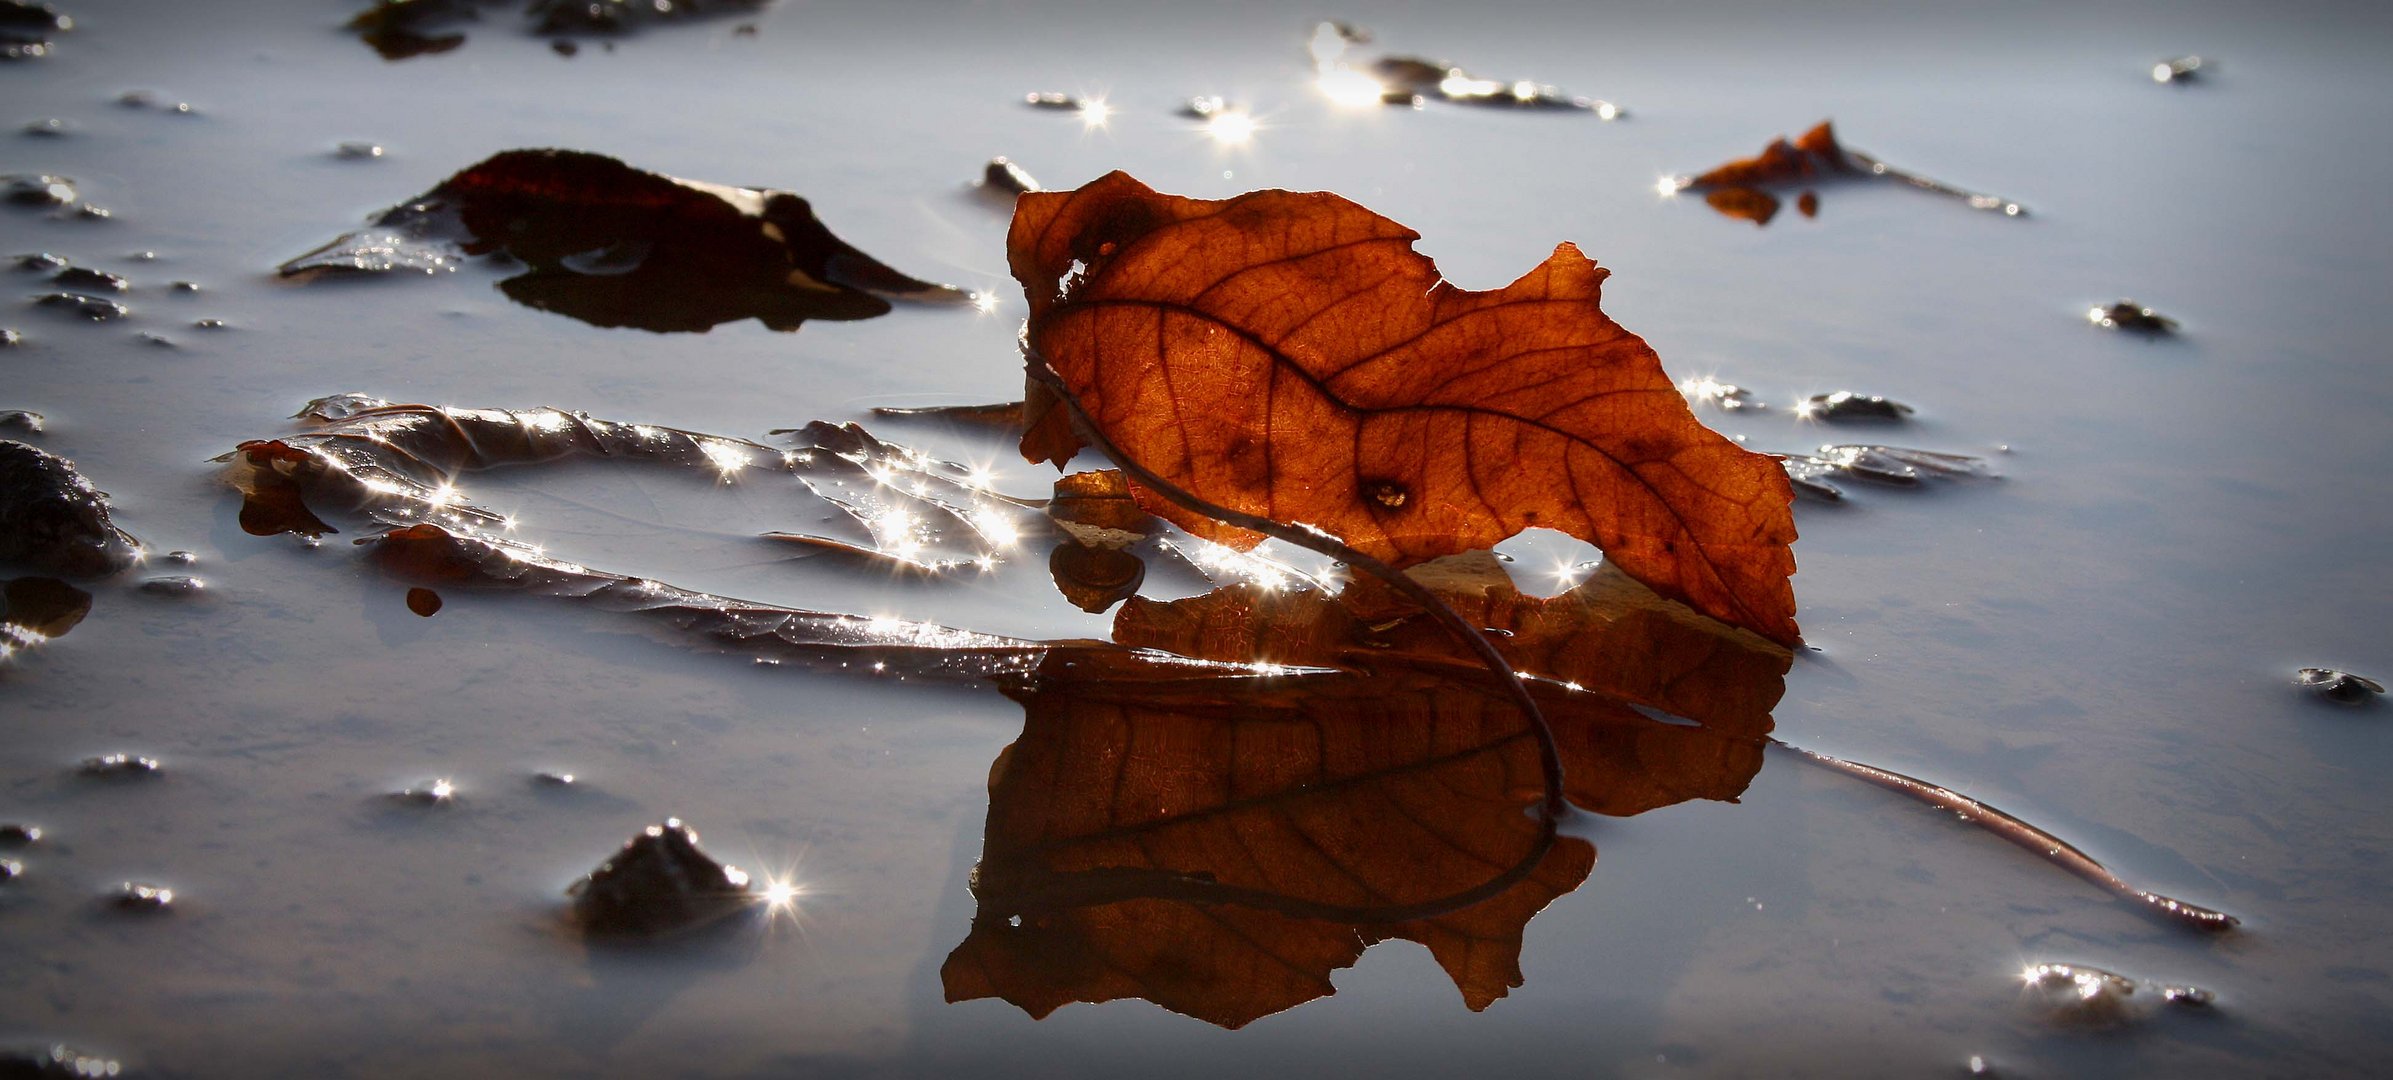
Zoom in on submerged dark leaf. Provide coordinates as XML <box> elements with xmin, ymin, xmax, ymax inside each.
<box><xmin>1777</xmin><ymin>445</ymin><xmax>1992</xmax><ymax>502</ymax></box>
<box><xmin>281</xmin><ymin>149</ymin><xmax>964</xmax><ymax>333</ymax></box>
<box><xmin>0</xmin><ymin>440</ymin><xmax>140</xmax><ymax>577</ymax></box>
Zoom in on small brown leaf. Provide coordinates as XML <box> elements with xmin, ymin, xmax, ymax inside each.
<box><xmin>1010</xmin><ymin>172</ymin><xmax>1800</xmax><ymax>645</ymax></box>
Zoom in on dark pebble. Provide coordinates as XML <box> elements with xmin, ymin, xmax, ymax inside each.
<box><xmin>2089</xmin><ymin>300</ymin><xmax>2177</xmax><ymax>333</ymax></box>
<box><xmin>1801</xmin><ymin>390</ymin><xmax>1914</xmax><ymax>421</ymax></box>
<box><xmin>50</xmin><ymin>266</ymin><xmax>124</xmax><ymax>292</ymax></box>
<box><xmin>73</xmin><ymin>204</ymin><xmax>109</xmax><ymax>220</ymax></box>
<box><xmin>21</xmin><ymin>118</ymin><xmax>69</xmax><ymax>137</ymax></box>
<box><xmin>0</xmin><ymin>409</ymin><xmax>40</xmax><ymax>433</ymax></box>
<box><xmin>3</xmin><ymin>174</ymin><xmax>74</xmax><ymax>207</ymax></box>
<box><xmin>135</xmin><ymin>332</ymin><xmax>174</xmax><ymax>348</ymax></box>
<box><xmin>2160</xmin><ymin>984</ymin><xmax>2217</xmax><ymax>1007</ymax></box>
<box><xmin>0</xmin><ymin>328</ymin><xmax>18</xmax><ymax>346</ymax></box>
<box><xmin>163</xmin><ymin>550</ymin><xmax>195</xmax><ymax>564</ymax></box>
<box><xmin>389</xmin><ymin>778</ymin><xmax>456</xmax><ymax>806</ymax></box>
<box><xmin>110</xmin><ymin>881</ymin><xmax>174</xmax><ymax>911</ymax></box>
<box><xmin>0</xmin><ymin>1044</ymin><xmax>121</xmax><ymax>1079</ymax></box>
<box><xmin>169</xmin><ymin>280</ymin><xmax>199</xmax><ymax>292</ymax></box>
<box><xmin>14</xmin><ymin>252</ymin><xmax>68</xmax><ymax>271</ymax></box>
<box><xmin>0</xmin><ymin>858</ymin><xmax>19</xmax><ymax>881</ymax></box>
<box><xmin>193</xmin><ymin>318</ymin><xmax>226</xmax><ymax>330</ymax></box>
<box><xmin>78</xmin><ymin>753</ymin><xmax>161</xmax><ymax>778</ymax></box>
<box><xmin>552</xmin><ymin>39</ymin><xmax>578</xmax><ymax>57</ymax></box>
<box><xmin>138</xmin><ymin>575</ymin><xmax>203</xmax><ymax>596</ymax></box>
<box><xmin>568</xmin><ymin>818</ymin><xmax>755</xmax><ymax>938</ymax></box>
<box><xmin>981</xmin><ymin>157</ymin><xmax>1039</xmax><ymax>195</ymax></box>
<box><xmin>1023</xmin><ymin>91</ymin><xmax>1083</xmax><ymax>110</ymax></box>
<box><xmin>2297</xmin><ymin>667</ymin><xmax>2384</xmax><ymax>704</ymax></box>
<box><xmin>533</xmin><ymin>770</ymin><xmax>577</xmax><ymax>786</ymax></box>
<box><xmin>0</xmin><ymin>823</ymin><xmax>40</xmax><ymax>845</ymax></box>
<box><xmin>333</xmin><ymin>141</ymin><xmax>383</xmax><ymax>160</ymax></box>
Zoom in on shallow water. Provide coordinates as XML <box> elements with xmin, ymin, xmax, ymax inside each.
<box><xmin>4</xmin><ymin>1</ymin><xmax>2391</xmax><ymax>1075</ymax></box>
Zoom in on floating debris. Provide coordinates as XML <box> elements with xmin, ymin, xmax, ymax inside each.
<box><xmin>21</xmin><ymin>118</ymin><xmax>68</xmax><ymax>137</ymax></box>
<box><xmin>2296</xmin><ymin>667</ymin><xmax>2384</xmax><ymax>705</ymax></box>
<box><xmin>2160</xmin><ymin>984</ymin><xmax>2217</xmax><ymax>1007</ymax></box>
<box><xmin>867</xmin><ymin>401</ymin><xmax>1026</xmax><ymax>430</ymax></box>
<box><xmin>0</xmin><ymin>823</ymin><xmax>40</xmax><ymax>845</ymax></box>
<box><xmin>4</xmin><ymin>174</ymin><xmax>75</xmax><ymax>208</ymax></box>
<box><xmin>980</xmin><ymin>156</ymin><xmax>1040</xmax><ymax>196</ymax></box>
<box><xmin>533</xmin><ymin>770</ymin><xmax>576</xmax><ymax>787</ymax></box>
<box><xmin>1023</xmin><ymin>91</ymin><xmax>1085</xmax><ymax>110</ymax></box>
<box><xmin>14</xmin><ymin>252</ymin><xmax>67</xmax><ymax>272</ymax></box>
<box><xmin>334</xmin><ymin>140</ymin><xmax>385</xmax><ymax>160</ymax></box>
<box><xmin>51</xmin><ymin>266</ymin><xmax>124</xmax><ymax>292</ymax></box>
<box><xmin>1362</xmin><ymin>49</ymin><xmax>1622</xmax><ymax>118</ymax></box>
<box><xmin>193</xmin><ymin>318</ymin><xmax>227</xmax><ymax>330</ymax></box>
<box><xmin>79</xmin><ymin>753</ymin><xmax>161</xmax><ymax>778</ymax></box>
<box><xmin>137</xmin><ymin>575</ymin><xmax>203</xmax><ymax>596</ymax></box>
<box><xmin>1673</xmin><ymin>121</ymin><xmax>2023</xmax><ymax>222</ymax></box>
<box><xmin>280</xmin><ymin>148</ymin><xmax>965</xmax><ymax>332</ymax></box>
<box><xmin>2089</xmin><ymin>300</ymin><xmax>2177</xmax><ymax>333</ymax></box>
<box><xmin>1798</xmin><ymin>391</ymin><xmax>1913</xmax><ymax>422</ymax></box>
<box><xmin>109</xmin><ymin>881</ymin><xmax>174</xmax><ymax>912</ymax></box>
<box><xmin>405</xmin><ymin>586</ymin><xmax>441</xmax><ymax>616</ymax></box>
<box><xmin>0</xmin><ymin>440</ymin><xmax>142</xmax><ymax>577</ymax></box>
<box><xmin>389</xmin><ymin>778</ymin><xmax>457</xmax><ymax>806</ymax></box>
<box><xmin>32</xmin><ymin>293</ymin><xmax>127</xmax><ymax>321</ymax></box>
<box><xmin>2153</xmin><ymin>56</ymin><xmax>2205</xmax><ymax>84</ymax></box>
<box><xmin>568</xmin><ymin>818</ymin><xmax>755</xmax><ymax>938</ymax></box>
<box><xmin>0</xmin><ymin>410</ymin><xmax>42</xmax><ymax>433</ymax></box>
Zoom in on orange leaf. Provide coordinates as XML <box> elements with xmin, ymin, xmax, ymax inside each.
<box><xmin>1010</xmin><ymin>172</ymin><xmax>1800</xmax><ymax>645</ymax></box>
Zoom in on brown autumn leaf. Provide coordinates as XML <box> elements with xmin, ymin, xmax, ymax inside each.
<box><xmin>1685</xmin><ymin>121</ymin><xmax>1852</xmax><ymax>190</ymax></box>
<box><xmin>1675</xmin><ymin>120</ymin><xmax>2025</xmax><ymax>223</ymax></box>
<box><xmin>1009</xmin><ymin>171</ymin><xmax>1800</xmax><ymax>645</ymax></box>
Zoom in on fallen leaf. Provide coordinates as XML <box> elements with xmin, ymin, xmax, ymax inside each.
<box><xmin>1009</xmin><ymin>171</ymin><xmax>1801</xmax><ymax>645</ymax></box>
<box><xmin>1673</xmin><ymin>120</ymin><xmax>2024</xmax><ymax>223</ymax></box>
<box><xmin>280</xmin><ymin>149</ymin><xmax>964</xmax><ymax>333</ymax></box>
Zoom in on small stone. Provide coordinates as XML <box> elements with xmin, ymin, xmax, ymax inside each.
<box><xmin>163</xmin><ymin>550</ymin><xmax>196</xmax><ymax>564</ymax></box>
<box><xmin>73</xmin><ymin>203</ymin><xmax>109</xmax><ymax>220</ymax></box>
<box><xmin>551</xmin><ymin>39</ymin><xmax>578</xmax><ymax>57</ymax></box>
<box><xmin>2296</xmin><ymin>667</ymin><xmax>2384</xmax><ymax>705</ymax></box>
<box><xmin>2160</xmin><ymin>984</ymin><xmax>2216</xmax><ymax>1007</ymax></box>
<box><xmin>0</xmin><ymin>858</ymin><xmax>20</xmax><ymax>881</ymax></box>
<box><xmin>126</xmin><ymin>250</ymin><xmax>156</xmax><ymax>262</ymax></box>
<box><xmin>78</xmin><ymin>753</ymin><xmax>161</xmax><ymax>778</ymax></box>
<box><xmin>533</xmin><ymin>770</ymin><xmax>577</xmax><ymax>787</ymax></box>
<box><xmin>193</xmin><ymin>318</ymin><xmax>226</xmax><ymax>330</ymax></box>
<box><xmin>568</xmin><ymin>818</ymin><xmax>755</xmax><ymax>938</ymax></box>
<box><xmin>2089</xmin><ymin>300</ymin><xmax>2177</xmax><ymax>333</ymax></box>
<box><xmin>1800</xmin><ymin>390</ymin><xmax>1914</xmax><ymax>422</ymax></box>
<box><xmin>50</xmin><ymin>266</ymin><xmax>125</xmax><ymax>292</ymax></box>
<box><xmin>0</xmin><ymin>823</ymin><xmax>40</xmax><ymax>845</ymax></box>
<box><xmin>21</xmin><ymin>118</ymin><xmax>69</xmax><ymax>137</ymax></box>
<box><xmin>1023</xmin><ymin>91</ymin><xmax>1084</xmax><ymax>110</ymax></box>
<box><xmin>14</xmin><ymin>252</ymin><xmax>68</xmax><ymax>271</ymax></box>
<box><xmin>110</xmin><ymin>881</ymin><xmax>174</xmax><ymax>911</ymax></box>
<box><xmin>135</xmin><ymin>332</ymin><xmax>174</xmax><ymax>348</ymax></box>
<box><xmin>0</xmin><ymin>328</ymin><xmax>18</xmax><ymax>346</ymax></box>
<box><xmin>3</xmin><ymin>174</ymin><xmax>74</xmax><ymax>207</ymax></box>
<box><xmin>117</xmin><ymin>90</ymin><xmax>154</xmax><ymax>108</ymax></box>
<box><xmin>2021</xmin><ymin>962</ymin><xmax>2138</xmax><ymax>1028</ymax></box>
<box><xmin>389</xmin><ymin>778</ymin><xmax>457</xmax><ymax>806</ymax></box>
<box><xmin>33</xmin><ymin>292</ymin><xmax>128</xmax><ymax>320</ymax></box>
<box><xmin>169</xmin><ymin>280</ymin><xmax>199</xmax><ymax>292</ymax></box>
<box><xmin>981</xmin><ymin>156</ymin><xmax>1039</xmax><ymax>195</ymax></box>
<box><xmin>0</xmin><ymin>409</ymin><xmax>41</xmax><ymax>433</ymax></box>
<box><xmin>2153</xmin><ymin>56</ymin><xmax>2205</xmax><ymax>84</ymax></box>
<box><xmin>333</xmin><ymin>141</ymin><xmax>384</xmax><ymax>160</ymax></box>
<box><xmin>137</xmin><ymin>575</ymin><xmax>203</xmax><ymax>596</ymax></box>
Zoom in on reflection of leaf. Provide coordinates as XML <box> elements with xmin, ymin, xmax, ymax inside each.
<box><xmin>1009</xmin><ymin>171</ymin><xmax>1800</xmax><ymax>646</ymax></box>
<box><xmin>280</xmin><ymin>149</ymin><xmax>963</xmax><ymax>333</ymax></box>
<box><xmin>945</xmin><ymin>562</ymin><xmax>1782</xmax><ymax>1027</ymax></box>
